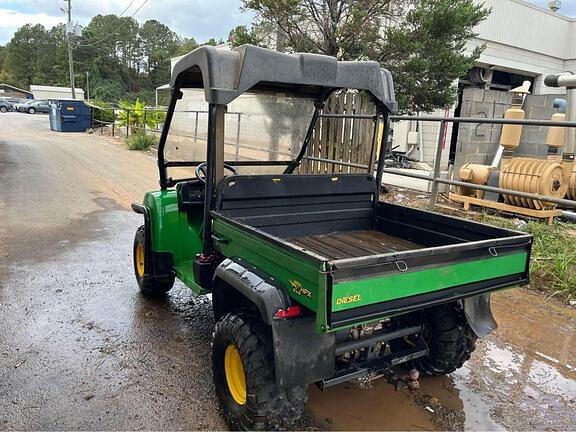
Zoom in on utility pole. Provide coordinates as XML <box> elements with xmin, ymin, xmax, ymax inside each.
<box><xmin>85</xmin><ymin>71</ymin><xmax>90</xmax><ymax>100</ymax></box>
<box><xmin>66</xmin><ymin>0</ymin><xmax>76</xmax><ymax>99</ymax></box>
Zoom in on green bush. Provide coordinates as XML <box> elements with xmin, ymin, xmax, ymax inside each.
<box><xmin>117</xmin><ymin>98</ymin><xmax>166</xmax><ymax>131</ymax></box>
<box><xmin>90</xmin><ymin>99</ymin><xmax>116</xmax><ymax>125</ymax></box>
<box><xmin>125</xmin><ymin>132</ymin><xmax>158</xmax><ymax>150</ymax></box>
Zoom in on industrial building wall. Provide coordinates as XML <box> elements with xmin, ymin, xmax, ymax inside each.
<box><xmin>469</xmin><ymin>0</ymin><xmax>575</xmax><ymax>95</ymax></box>
<box><xmin>453</xmin><ymin>87</ymin><xmax>559</xmax><ymax>175</ymax></box>
<box><xmin>420</xmin><ymin>108</ymin><xmax>453</xmax><ymax>170</ymax></box>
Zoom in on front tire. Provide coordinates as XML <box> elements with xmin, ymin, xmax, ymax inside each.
<box><xmin>213</xmin><ymin>313</ymin><xmax>307</xmax><ymax>430</ymax></box>
<box><xmin>133</xmin><ymin>225</ymin><xmax>173</xmax><ymax>296</ymax></box>
<box><xmin>28</xmin><ymin>107</ymin><xmax>36</xmax><ymax>114</ymax></box>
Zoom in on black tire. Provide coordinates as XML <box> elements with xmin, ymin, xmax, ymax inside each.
<box><xmin>213</xmin><ymin>313</ymin><xmax>308</xmax><ymax>430</ymax></box>
<box><xmin>0</xmin><ymin>106</ymin><xmax>7</xmax><ymax>113</ymax></box>
<box><xmin>28</xmin><ymin>107</ymin><xmax>36</xmax><ymax>114</ymax></box>
<box><xmin>133</xmin><ymin>225</ymin><xmax>173</xmax><ymax>296</ymax></box>
<box><xmin>392</xmin><ymin>303</ymin><xmax>477</xmax><ymax>376</ymax></box>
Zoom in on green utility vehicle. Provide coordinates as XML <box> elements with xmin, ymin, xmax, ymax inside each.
<box><xmin>132</xmin><ymin>45</ymin><xmax>532</xmax><ymax>430</ymax></box>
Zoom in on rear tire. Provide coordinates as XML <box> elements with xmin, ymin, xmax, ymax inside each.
<box><xmin>213</xmin><ymin>313</ymin><xmax>307</xmax><ymax>431</ymax></box>
<box><xmin>133</xmin><ymin>225</ymin><xmax>173</xmax><ymax>296</ymax></box>
<box><xmin>0</xmin><ymin>106</ymin><xmax>6</xmax><ymax>113</ymax></box>
<box><xmin>392</xmin><ymin>303</ymin><xmax>477</xmax><ymax>376</ymax></box>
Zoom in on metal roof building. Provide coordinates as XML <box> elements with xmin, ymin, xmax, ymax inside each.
<box><xmin>0</xmin><ymin>83</ymin><xmax>33</xmax><ymax>99</ymax></box>
<box><xmin>30</xmin><ymin>85</ymin><xmax>85</xmax><ymax>101</ymax></box>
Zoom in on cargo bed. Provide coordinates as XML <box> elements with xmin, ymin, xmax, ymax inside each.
<box><xmin>289</xmin><ymin>231</ymin><xmax>423</xmax><ymax>260</ymax></box>
<box><xmin>212</xmin><ymin>174</ymin><xmax>532</xmax><ymax>332</ymax></box>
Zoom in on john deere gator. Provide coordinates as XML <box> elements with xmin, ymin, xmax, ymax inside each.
<box><xmin>131</xmin><ymin>45</ymin><xmax>532</xmax><ymax>430</ymax></box>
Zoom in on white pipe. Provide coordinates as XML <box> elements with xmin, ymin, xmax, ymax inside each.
<box><xmin>418</xmin><ymin>112</ymin><xmax>424</xmax><ymax>162</ymax></box>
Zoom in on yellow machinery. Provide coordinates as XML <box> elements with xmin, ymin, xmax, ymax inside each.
<box><xmin>450</xmin><ymin>76</ymin><xmax>575</xmax><ymax>224</ymax></box>
<box><xmin>569</xmin><ymin>167</ymin><xmax>576</xmax><ymax>200</ymax></box>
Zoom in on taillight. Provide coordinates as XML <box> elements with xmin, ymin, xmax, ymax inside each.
<box><xmin>274</xmin><ymin>305</ymin><xmax>301</xmax><ymax>319</ymax></box>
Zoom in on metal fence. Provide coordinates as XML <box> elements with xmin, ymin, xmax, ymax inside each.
<box><xmin>91</xmin><ymin>105</ymin><xmax>245</xmax><ymax>154</ymax></box>
<box><xmin>90</xmin><ymin>104</ymin><xmax>576</xmax><ymax>210</ymax></box>
<box><xmin>386</xmin><ymin>115</ymin><xmax>576</xmax><ymax>209</ymax></box>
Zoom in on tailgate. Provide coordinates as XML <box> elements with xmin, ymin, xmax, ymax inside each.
<box><xmin>327</xmin><ymin>235</ymin><xmax>531</xmax><ymax>329</ymax></box>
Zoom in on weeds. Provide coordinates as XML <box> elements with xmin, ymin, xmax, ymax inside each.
<box><xmin>522</xmin><ymin>221</ymin><xmax>576</xmax><ymax>302</ymax></box>
<box><xmin>441</xmin><ymin>208</ymin><xmax>575</xmax><ymax>302</ymax></box>
<box><xmin>125</xmin><ymin>132</ymin><xmax>158</xmax><ymax>150</ymax></box>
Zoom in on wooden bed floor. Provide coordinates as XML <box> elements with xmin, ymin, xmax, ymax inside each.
<box><xmin>288</xmin><ymin>230</ymin><xmax>423</xmax><ymax>260</ymax></box>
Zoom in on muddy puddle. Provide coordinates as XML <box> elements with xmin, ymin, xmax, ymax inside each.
<box><xmin>307</xmin><ymin>288</ymin><xmax>576</xmax><ymax>431</ymax></box>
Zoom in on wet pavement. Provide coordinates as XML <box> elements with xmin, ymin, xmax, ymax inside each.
<box><xmin>1</xmin><ymin>114</ymin><xmax>575</xmax><ymax>430</ymax></box>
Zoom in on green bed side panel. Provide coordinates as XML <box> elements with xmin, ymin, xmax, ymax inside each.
<box><xmin>212</xmin><ymin>218</ymin><xmax>323</xmax><ymax>312</ymax></box>
<box><xmin>332</xmin><ymin>252</ymin><xmax>528</xmax><ymax>312</ymax></box>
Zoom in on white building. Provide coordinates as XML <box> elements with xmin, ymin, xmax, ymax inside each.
<box><xmin>469</xmin><ymin>0</ymin><xmax>575</xmax><ymax>95</ymax></box>
<box><xmin>397</xmin><ymin>0</ymin><xmax>575</xmax><ymax>179</ymax></box>
<box><xmin>30</xmin><ymin>85</ymin><xmax>85</xmax><ymax>101</ymax></box>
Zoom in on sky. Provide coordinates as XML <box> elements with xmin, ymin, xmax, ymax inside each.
<box><xmin>0</xmin><ymin>0</ymin><xmax>575</xmax><ymax>46</ymax></box>
<box><xmin>0</xmin><ymin>0</ymin><xmax>255</xmax><ymax>45</ymax></box>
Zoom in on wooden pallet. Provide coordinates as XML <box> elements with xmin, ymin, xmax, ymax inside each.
<box><xmin>449</xmin><ymin>193</ymin><xmax>562</xmax><ymax>225</ymax></box>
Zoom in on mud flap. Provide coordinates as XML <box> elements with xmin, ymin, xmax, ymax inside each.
<box><xmin>272</xmin><ymin>316</ymin><xmax>335</xmax><ymax>388</ymax></box>
<box><xmin>463</xmin><ymin>294</ymin><xmax>497</xmax><ymax>337</ymax></box>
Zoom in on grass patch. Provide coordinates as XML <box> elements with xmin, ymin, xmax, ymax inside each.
<box><xmin>125</xmin><ymin>132</ymin><xmax>158</xmax><ymax>150</ymax></box>
<box><xmin>464</xmin><ymin>211</ymin><xmax>575</xmax><ymax>302</ymax></box>
<box><xmin>383</xmin><ymin>188</ymin><xmax>575</xmax><ymax>302</ymax></box>
<box><xmin>522</xmin><ymin>221</ymin><xmax>576</xmax><ymax>302</ymax></box>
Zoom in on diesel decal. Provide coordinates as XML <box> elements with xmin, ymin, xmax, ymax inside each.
<box><xmin>289</xmin><ymin>280</ymin><xmax>312</xmax><ymax>298</ymax></box>
<box><xmin>336</xmin><ymin>294</ymin><xmax>362</xmax><ymax>305</ymax></box>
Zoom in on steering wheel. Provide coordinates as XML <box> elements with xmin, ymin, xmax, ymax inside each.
<box><xmin>195</xmin><ymin>162</ymin><xmax>238</xmax><ymax>183</ymax></box>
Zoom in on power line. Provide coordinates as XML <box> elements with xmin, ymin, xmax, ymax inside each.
<box><xmin>77</xmin><ymin>0</ymin><xmax>150</xmax><ymax>47</ymax></box>
<box><xmin>79</xmin><ymin>0</ymin><xmax>138</xmax><ymax>40</ymax></box>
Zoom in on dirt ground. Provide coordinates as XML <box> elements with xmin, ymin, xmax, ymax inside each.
<box><xmin>1</xmin><ymin>113</ymin><xmax>575</xmax><ymax>430</ymax></box>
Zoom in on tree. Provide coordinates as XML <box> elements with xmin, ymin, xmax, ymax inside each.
<box><xmin>4</xmin><ymin>24</ymin><xmax>51</xmax><ymax>88</ymax></box>
<box><xmin>380</xmin><ymin>0</ymin><xmax>490</xmax><ymax>112</ymax></box>
<box><xmin>243</xmin><ymin>0</ymin><xmax>490</xmax><ymax>112</ymax></box>
<box><xmin>228</xmin><ymin>25</ymin><xmax>263</xmax><ymax>47</ymax></box>
<box><xmin>2</xmin><ymin>15</ymin><xmax>222</xmax><ymax>104</ymax></box>
<box><xmin>243</xmin><ymin>0</ymin><xmax>402</xmax><ymax>58</ymax></box>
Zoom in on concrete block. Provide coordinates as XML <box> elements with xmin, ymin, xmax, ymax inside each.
<box><xmin>516</xmin><ymin>143</ymin><xmax>547</xmax><ymax>158</ymax></box>
<box><xmin>493</xmin><ymin>104</ymin><xmax>507</xmax><ymax>118</ymax></box>
<box><xmin>459</xmin><ymin>101</ymin><xmax>473</xmax><ymax>117</ymax></box>
<box><xmin>525</xmin><ymin>95</ymin><xmax>547</xmax><ymax>107</ymax></box>
<box><xmin>483</xmin><ymin>90</ymin><xmax>501</xmax><ymax>103</ymax></box>
<box><xmin>525</xmin><ymin>105</ymin><xmax>555</xmax><ymax>120</ymax></box>
<box><xmin>489</xmin><ymin>124</ymin><xmax>503</xmax><ymax>142</ymax></box>
<box><xmin>462</xmin><ymin>87</ymin><xmax>487</xmax><ymax>103</ymax></box>
<box><xmin>498</xmin><ymin>91</ymin><xmax>513</xmax><ymax>104</ymax></box>
<box><xmin>468</xmin><ymin>101</ymin><xmax>496</xmax><ymax>117</ymax></box>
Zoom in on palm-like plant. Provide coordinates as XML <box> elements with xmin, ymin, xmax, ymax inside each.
<box><xmin>117</xmin><ymin>99</ymin><xmax>166</xmax><ymax>132</ymax></box>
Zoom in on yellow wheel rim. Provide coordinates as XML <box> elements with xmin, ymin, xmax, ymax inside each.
<box><xmin>224</xmin><ymin>344</ymin><xmax>247</xmax><ymax>405</ymax></box>
<box><xmin>136</xmin><ymin>243</ymin><xmax>145</xmax><ymax>277</ymax></box>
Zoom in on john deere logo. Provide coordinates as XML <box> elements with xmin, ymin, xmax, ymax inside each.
<box><xmin>289</xmin><ymin>280</ymin><xmax>312</xmax><ymax>298</ymax></box>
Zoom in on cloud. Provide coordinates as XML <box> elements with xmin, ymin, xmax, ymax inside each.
<box><xmin>0</xmin><ymin>0</ymin><xmax>254</xmax><ymax>45</ymax></box>
<box><xmin>0</xmin><ymin>9</ymin><xmax>65</xmax><ymax>44</ymax></box>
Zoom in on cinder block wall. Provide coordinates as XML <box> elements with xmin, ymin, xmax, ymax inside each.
<box><xmin>453</xmin><ymin>88</ymin><xmax>560</xmax><ymax>175</ymax></box>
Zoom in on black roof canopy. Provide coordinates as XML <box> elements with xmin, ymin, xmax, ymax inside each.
<box><xmin>170</xmin><ymin>44</ymin><xmax>397</xmax><ymax>113</ymax></box>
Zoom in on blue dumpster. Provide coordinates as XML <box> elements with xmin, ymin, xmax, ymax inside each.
<box><xmin>49</xmin><ymin>100</ymin><xmax>92</xmax><ymax>132</ymax></box>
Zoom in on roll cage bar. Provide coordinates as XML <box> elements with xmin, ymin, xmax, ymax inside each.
<box><xmin>157</xmin><ymin>44</ymin><xmax>397</xmax><ymax>256</ymax></box>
